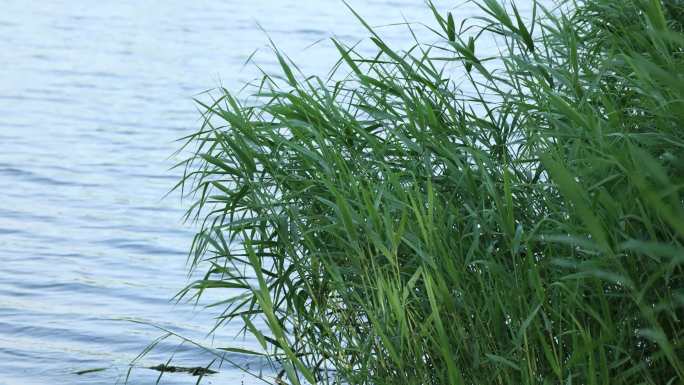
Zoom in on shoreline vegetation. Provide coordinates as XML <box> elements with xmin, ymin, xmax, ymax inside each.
<box><xmin>174</xmin><ymin>0</ymin><xmax>683</xmax><ymax>383</ymax></box>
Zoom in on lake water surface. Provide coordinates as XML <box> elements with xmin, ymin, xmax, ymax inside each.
<box><xmin>0</xmin><ymin>1</ymin><xmax>538</xmax><ymax>384</ymax></box>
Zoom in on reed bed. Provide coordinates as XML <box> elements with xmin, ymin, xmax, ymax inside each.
<box><xmin>175</xmin><ymin>0</ymin><xmax>683</xmax><ymax>383</ymax></box>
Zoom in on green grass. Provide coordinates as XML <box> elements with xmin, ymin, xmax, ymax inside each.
<box><xmin>174</xmin><ymin>0</ymin><xmax>684</xmax><ymax>383</ymax></box>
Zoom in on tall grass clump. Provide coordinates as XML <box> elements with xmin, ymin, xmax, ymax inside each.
<box><xmin>175</xmin><ymin>0</ymin><xmax>683</xmax><ymax>383</ymax></box>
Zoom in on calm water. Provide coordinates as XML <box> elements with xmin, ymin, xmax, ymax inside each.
<box><xmin>0</xmin><ymin>1</ymin><xmax>537</xmax><ymax>384</ymax></box>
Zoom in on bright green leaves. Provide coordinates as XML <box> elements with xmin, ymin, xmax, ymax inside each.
<box><xmin>540</xmin><ymin>155</ymin><xmax>611</xmax><ymax>252</ymax></box>
<box><xmin>447</xmin><ymin>12</ymin><xmax>456</xmax><ymax>42</ymax></box>
<box><xmin>477</xmin><ymin>0</ymin><xmax>535</xmax><ymax>52</ymax></box>
<box><xmin>173</xmin><ymin>0</ymin><xmax>684</xmax><ymax>384</ymax></box>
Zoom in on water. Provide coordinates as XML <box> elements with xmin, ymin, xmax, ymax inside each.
<box><xmin>0</xmin><ymin>1</ymin><xmax>537</xmax><ymax>384</ymax></box>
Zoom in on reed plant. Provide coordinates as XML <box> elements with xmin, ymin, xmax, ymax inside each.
<box><xmin>175</xmin><ymin>0</ymin><xmax>684</xmax><ymax>383</ymax></box>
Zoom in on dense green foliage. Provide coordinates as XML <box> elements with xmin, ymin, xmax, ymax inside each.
<box><xmin>176</xmin><ymin>0</ymin><xmax>684</xmax><ymax>383</ymax></box>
